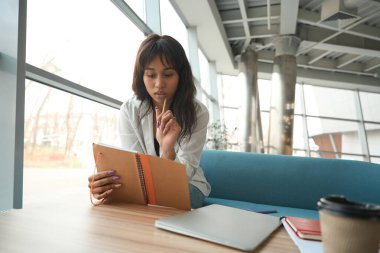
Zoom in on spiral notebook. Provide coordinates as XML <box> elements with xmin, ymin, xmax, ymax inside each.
<box><xmin>92</xmin><ymin>142</ymin><xmax>191</xmax><ymax>210</ymax></box>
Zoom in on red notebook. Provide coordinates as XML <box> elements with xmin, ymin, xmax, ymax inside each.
<box><xmin>285</xmin><ymin>217</ymin><xmax>321</xmax><ymax>241</ymax></box>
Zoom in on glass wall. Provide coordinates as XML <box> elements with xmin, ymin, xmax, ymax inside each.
<box><xmin>124</xmin><ymin>0</ymin><xmax>145</xmax><ymax>20</ymax></box>
<box><xmin>24</xmin><ymin>0</ymin><xmax>218</xmax><ymax>171</ymax></box>
<box><xmin>220</xmin><ymin>76</ymin><xmax>380</xmax><ymax>164</ymax></box>
<box><xmin>306</xmin><ymin>117</ymin><xmax>363</xmax><ymax>159</ymax></box>
<box><xmin>26</xmin><ymin>0</ymin><xmax>143</xmax><ymax>101</ymax></box>
<box><xmin>25</xmin><ymin>0</ymin><xmax>148</xmax><ymax>170</ymax></box>
<box><xmin>303</xmin><ymin>86</ymin><xmax>358</xmax><ymax>120</ymax></box>
<box><xmin>160</xmin><ymin>0</ymin><xmax>189</xmax><ymax>56</ymax></box>
<box><xmin>198</xmin><ymin>49</ymin><xmax>210</xmax><ymax>104</ymax></box>
<box><xmin>9</xmin><ymin>0</ymin><xmax>380</xmax><ymax>206</ymax></box>
<box><xmin>218</xmin><ymin>75</ymin><xmax>242</xmax><ymax>150</ymax></box>
<box><xmin>24</xmin><ymin>81</ymin><xmax>120</xmax><ymax>168</ymax></box>
<box><xmin>360</xmin><ymin>92</ymin><xmax>380</xmax><ymax>122</ymax></box>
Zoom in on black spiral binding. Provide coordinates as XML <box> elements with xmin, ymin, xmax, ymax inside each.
<box><xmin>135</xmin><ymin>154</ymin><xmax>148</xmax><ymax>203</ymax></box>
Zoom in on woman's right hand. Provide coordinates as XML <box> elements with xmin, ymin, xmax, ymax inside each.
<box><xmin>88</xmin><ymin>170</ymin><xmax>122</xmax><ymax>200</ymax></box>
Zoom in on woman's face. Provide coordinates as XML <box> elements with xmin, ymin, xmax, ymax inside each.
<box><xmin>143</xmin><ymin>56</ymin><xmax>179</xmax><ymax>108</ymax></box>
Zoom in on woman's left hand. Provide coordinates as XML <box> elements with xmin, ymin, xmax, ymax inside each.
<box><xmin>155</xmin><ymin>107</ymin><xmax>181</xmax><ymax>160</ymax></box>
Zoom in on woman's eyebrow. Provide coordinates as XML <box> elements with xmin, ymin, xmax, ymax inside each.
<box><xmin>163</xmin><ymin>67</ymin><xmax>176</xmax><ymax>71</ymax></box>
<box><xmin>144</xmin><ymin>66</ymin><xmax>174</xmax><ymax>71</ymax></box>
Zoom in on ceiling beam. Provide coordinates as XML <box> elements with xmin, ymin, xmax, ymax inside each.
<box><xmin>237</xmin><ymin>0</ymin><xmax>251</xmax><ymax>50</ymax></box>
<box><xmin>309</xmin><ymin>41</ymin><xmax>380</xmax><ymax>58</ymax></box>
<box><xmin>308</xmin><ymin>50</ymin><xmax>331</xmax><ymax>64</ymax></box>
<box><xmin>171</xmin><ymin>0</ymin><xmax>380</xmax><ymax>82</ymax></box>
<box><xmin>279</xmin><ymin>0</ymin><xmax>299</xmax><ymax>35</ymax></box>
<box><xmin>257</xmin><ymin>49</ymin><xmax>375</xmax><ymax>77</ymax></box>
<box><xmin>337</xmin><ymin>54</ymin><xmax>362</xmax><ymax>69</ymax></box>
<box><xmin>220</xmin><ymin>5</ymin><xmax>280</xmax><ymax>24</ymax></box>
<box><xmin>296</xmin><ymin>67</ymin><xmax>380</xmax><ymax>93</ymax></box>
<box><xmin>297</xmin><ymin>9</ymin><xmax>380</xmax><ymax>55</ymax></box>
<box><xmin>297</xmin><ymin>9</ymin><xmax>380</xmax><ymax>42</ymax></box>
<box><xmin>297</xmin><ymin>25</ymin><xmax>380</xmax><ymax>51</ymax></box>
<box><xmin>227</xmin><ymin>25</ymin><xmax>279</xmax><ymax>40</ymax></box>
<box><xmin>302</xmin><ymin>0</ymin><xmax>320</xmax><ymax>10</ymax></box>
<box><xmin>364</xmin><ymin>58</ymin><xmax>380</xmax><ymax>72</ymax></box>
<box><xmin>257</xmin><ymin>62</ymin><xmax>380</xmax><ymax>93</ymax></box>
<box><xmin>170</xmin><ymin>0</ymin><xmax>236</xmax><ymax>75</ymax></box>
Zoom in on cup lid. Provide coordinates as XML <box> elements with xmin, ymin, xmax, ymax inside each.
<box><xmin>317</xmin><ymin>195</ymin><xmax>380</xmax><ymax>219</ymax></box>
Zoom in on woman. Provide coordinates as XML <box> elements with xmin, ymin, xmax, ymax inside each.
<box><xmin>88</xmin><ymin>34</ymin><xmax>211</xmax><ymax>208</ymax></box>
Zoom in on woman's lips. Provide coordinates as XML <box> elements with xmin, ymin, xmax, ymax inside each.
<box><xmin>155</xmin><ymin>92</ymin><xmax>166</xmax><ymax>97</ymax></box>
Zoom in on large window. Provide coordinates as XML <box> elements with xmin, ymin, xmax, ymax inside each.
<box><xmin>160</xmin><ymin>0</ymin><xmax>189</xmax><ymax>56</ymax></box>
<box><xmin>303</xmin><ymin>85</ymin><xmax>379</xmax><ymax>162</ymax></box>
<box><xmin>24</xmin><ymin>1</ymin><xmax>149</xmax><ymax>170</ymax></box>
<box><xmin>124</xmin><ymin>0</ymin><xmax>145</xmax><ymax>20</ymax></box>
<box><xmin>366</xmin><ymin>123</ymin><xmax>380</xmax><ymax>156</ymax></box>
<box><xmin>360</xmin><ymin>92</ymin><xmax>380</xmax><ymax>122</ymax></box>
<box><xmin>26</xmin><ymin>0</ymin><xmax>143</xmax><ymax>101</ymax></box>
<box><xmin>199</xmin><ymin>49</ymin><xmax>211</xmax><ymax>106</ymax></box>
<box><xmin>307</xmin><ymin>117</ymin><xmax>363</xmax><ymax>159</ymax></box>
<box><xmin>24</xmin><ymin>81</ymin><xmax>120</xmax><ymax>168</ymax></box>
<box><xmin>303</xmin><ymin>86</ymin><xmax>358</xmax><ymax>120</ymax></box>
<box><xmin>219</xmin><ymin>75</ymin><xmax>242</xmax><ymax>149</ymax></box>
<box><xmin>220</xmin><ymin>75</ymin><xmax>380</xmax><ymax>164</ymax></box>
<box><xmin>4</xmin><ymin>0</ymin><xmax>380</xmax><ymax>211</ymax></box>
<box><xmin>24</xmin><ymin>0</ymin><xmax>223</xmax><ymax>173</ymax></box>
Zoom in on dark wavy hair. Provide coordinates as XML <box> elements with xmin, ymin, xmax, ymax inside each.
<box><xmin>131</xmin><ymin>34</ymin><xmax>198</xmax><ymax>142</ymax></box>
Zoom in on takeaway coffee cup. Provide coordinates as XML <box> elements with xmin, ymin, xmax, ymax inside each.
<box><xmin>317</xmin><ymin>195</ymin><xmax>380</xmax><ymax>253</ymax></box>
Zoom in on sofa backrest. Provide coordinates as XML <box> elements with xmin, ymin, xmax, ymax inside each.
<box><xmin>200</xmin><ymin>150</ymin><xmax>380</xmax><ymax>210</ymax></box>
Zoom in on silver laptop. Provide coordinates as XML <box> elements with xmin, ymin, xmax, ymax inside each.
<box><xmin>155</xmin><ymin>204</ymin><xmax>281</xmax><ymax>251</ymax></box>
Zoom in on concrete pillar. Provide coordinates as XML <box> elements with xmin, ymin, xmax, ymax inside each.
<box><xmin>238</xmin><ymin>46</ymin><xmax>260</xmax><ymax>152</ymax></box>
<box><xmin>268</xmin><ymin>35</ymin><xmax>300</xmax><ymax>155</ymax></box>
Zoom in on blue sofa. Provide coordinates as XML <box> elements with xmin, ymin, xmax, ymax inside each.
<box><xmin>200</xmin><ymin>150</ymin><xmax>380</xmax><ymax>219</ymax></box>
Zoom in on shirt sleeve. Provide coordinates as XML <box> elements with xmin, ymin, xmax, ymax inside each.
<box><xmin>119</xmin><ymin>99</ymin><xmax>145</xmax><ymax>153</ymax></box>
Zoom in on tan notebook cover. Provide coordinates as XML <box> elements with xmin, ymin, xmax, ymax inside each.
<box><xmin>93</xmin><ymin>143</ymin><xmax>190</xmax><ymax>210</ymax></box>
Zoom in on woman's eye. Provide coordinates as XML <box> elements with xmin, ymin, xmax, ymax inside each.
<box><xmin>145</xmin><ymin>73</ymin><xmax>156</xmax><ymax>78</ymax></box>
<box><xmin>164</xmin><ymin>73</ymin><xmax>174</xmax><ymax>78</ymax></box>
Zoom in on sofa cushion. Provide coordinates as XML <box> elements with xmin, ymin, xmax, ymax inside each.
<box><xmin>204</xmin><ymin>197</ymin><xmax>319</xmax><ymax>220</ymax></box>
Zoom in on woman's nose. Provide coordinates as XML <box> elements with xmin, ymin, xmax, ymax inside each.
<box><xmin>155</xmin><ymin>75</ymin><xmax>164</xmax><ymax>88</ymax></box>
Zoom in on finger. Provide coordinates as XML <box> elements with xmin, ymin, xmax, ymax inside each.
<box><xmin>163</xmin><ymin>118</ymin><xmax>179</xmax><ymax>134</ymax></box>
<box><xmin>155</xmin><ymin>106</ymin><xmax>162</xmax><ymax>128</ymax></box>
<box><xmin>160</xmin><ymin>110</ymin><xmax>173</xmax><ymax>129</ymax></box>
<box><xmin>88</xmin><ymin>175</ymin><xmax>120</xmax><ymax>189</ymax></box>
<box><xmin>156</xmin><ymin>99</ymin><xmax>169</xmax><ymax>129</ymax></box>
<box><xmin>162</xmin><ymin>97</ymin><xmax>167</xmax><ymax>114</ymax></box>
<box><xmin>93</xmin><ymin>189</ymin><xmax>113</xmax><ymax>200</ymax></box>
<box><xmin>91</xmin><ymin>183</ymin><xmax>122</xmax><ymax>195</ymax></box>
<box><xmin>88</xmin><ymin>170</ymin><xmax>115</xmax><ymax>182</ymax></box>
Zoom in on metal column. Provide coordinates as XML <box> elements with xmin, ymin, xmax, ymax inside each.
<box><xmin>268</xmin><ymin>36</ymin><xmax>300</xmax><ymax>155</ymax></box>
<box><xmin>238</xmin><ymin>46</ymin><xmax>262</xmax><ymax>152</ymax></box>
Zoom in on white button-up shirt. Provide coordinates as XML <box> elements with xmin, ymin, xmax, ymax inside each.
<box><xmin>119</xmin><ymin>96</ymin><xmax>211</xmax><ymax>196</ymax></box>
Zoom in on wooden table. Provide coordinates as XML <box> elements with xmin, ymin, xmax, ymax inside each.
<box><xmin>0</xmin><ymin>168</ymin><xmax>299</xmax><ymax>253</ymax></box>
